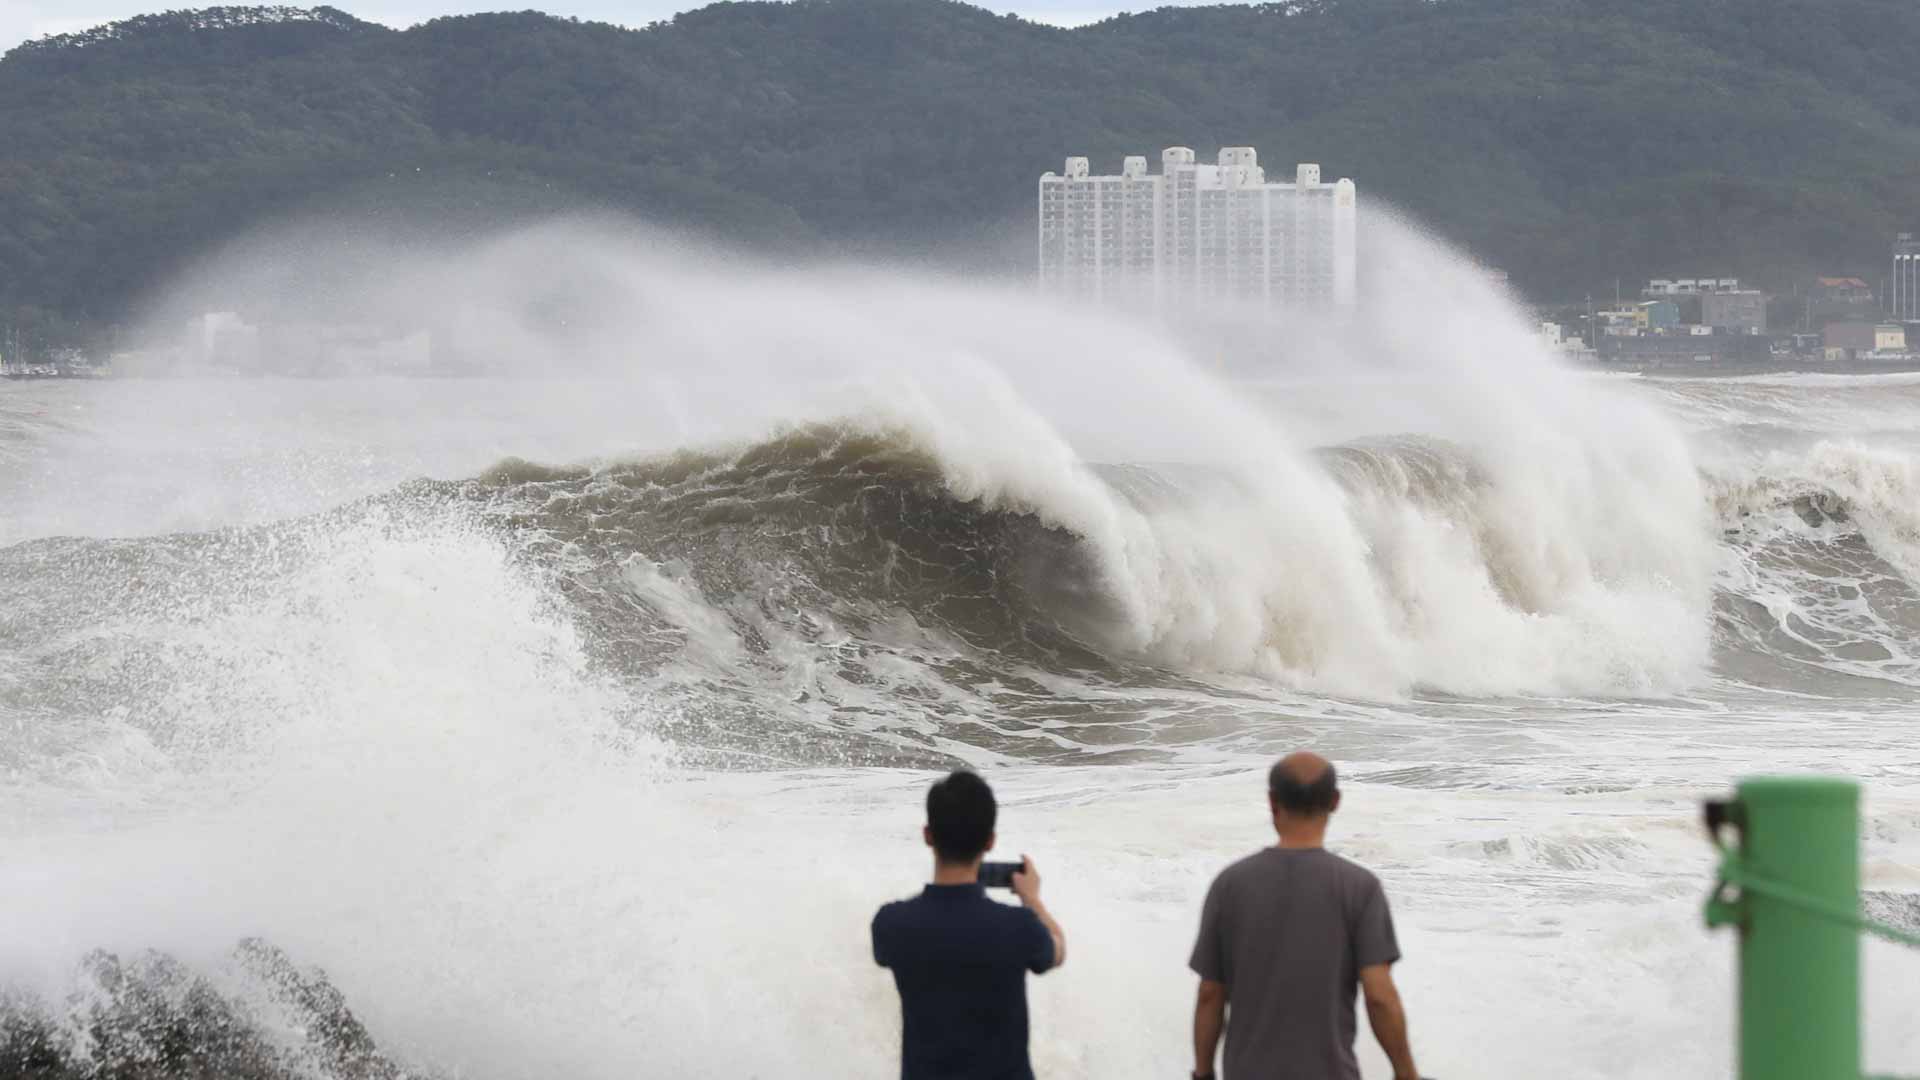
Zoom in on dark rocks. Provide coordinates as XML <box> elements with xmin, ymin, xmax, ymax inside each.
<box><xmin>0</xmin><ymin>939</ymin><xmax>422</xmax><ymax>1080</ymax></box>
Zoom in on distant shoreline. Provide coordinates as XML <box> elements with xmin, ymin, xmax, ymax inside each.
<box><xmin>10</xmin><ymin>358</ymin><xmax>1920</xmax><ymax>383</ymax></box>
<box><xmin>1586</xmin><ymin>358</ymin><xmax>1920</xmax><ymax>379</ymax></box>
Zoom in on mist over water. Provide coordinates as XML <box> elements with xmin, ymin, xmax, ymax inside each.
<box><xmin>3</xmin><ymin>213</ymin><xmax>1919</xmax><ymax>1078</ymax></box>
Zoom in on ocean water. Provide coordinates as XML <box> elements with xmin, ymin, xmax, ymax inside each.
<box><xmin>3</xmin><ymin>230</ymin><xmax>1919</xmax><ymax>1078</ymax></box>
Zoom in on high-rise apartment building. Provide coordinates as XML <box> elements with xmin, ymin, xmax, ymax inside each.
<box><xmin>1038</xmin><ymin>146</ymin><xmax>1356</xmax><ymax>309</ymax></box>
<box><xmin>1035</xmin><ymin>155</ymin><xmax>1162</xmax><ymax>302</ymax></box>
<box><xmin>1893</xmin><ymin>233</ymin><xmax>1920</xmax><ymax>322</ymax></box>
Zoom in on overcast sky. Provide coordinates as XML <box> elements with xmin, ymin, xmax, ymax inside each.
<box><xmin>0</xmin><ymin>0</ymin><xmax>1180</xmax><ymax>51</ymax></box>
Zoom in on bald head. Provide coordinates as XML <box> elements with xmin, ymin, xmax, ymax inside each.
<box><xmin>1268</xmin><ymin>752</ymin><xmax>1339</xmax><ymax>817</ymax></box>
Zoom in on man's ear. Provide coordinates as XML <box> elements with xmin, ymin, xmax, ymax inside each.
<box><xmin>985</xmin><ymin>830</ymin><xmax>996</xmax><ymax>854</ymax></box>
<box><xmin>1330</xmin><ymin>790</ymin><xmax>1343</xmax><ymax>814</ymax></box>
<box><xmin>923</xmin><ymin>825</ymin><xmax>934</xmax><ymax>850</ymax></box>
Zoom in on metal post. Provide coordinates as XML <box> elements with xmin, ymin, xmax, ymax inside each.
<box><xmin>1721</xmin><ymin>777</ymin><xmax>1861</xmax><ymax>1080</ymax></box>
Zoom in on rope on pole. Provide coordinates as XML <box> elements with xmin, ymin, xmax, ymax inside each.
<box><xmin>1712</xmin><ymin>848</ymin><xmax>1920</xmax><ymax>951</ymax></box>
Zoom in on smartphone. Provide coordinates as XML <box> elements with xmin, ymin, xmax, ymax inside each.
<box><xmin>979</xmin><ymin>861</ymin><xmax>1023</xmax><ymax>889</ymax></box>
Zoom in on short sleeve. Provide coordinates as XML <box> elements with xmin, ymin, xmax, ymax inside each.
<box><xmin>1353</xmin><ymin>878</ymin><xmax>1401</xmax><ymax>970</ymax></box>
<box><xmin>1188</xmin><ymin>875</ymin><xmax>1227</xmax><ymax>984</ymax></box>
<box><xmin>872</xmin><ymin>907</ymin><xmax>893</xmax><ymax>968</ymax></box>
<box><xmin>1022</xmin><ymin>908</ymin><xmax>1056</xmax><ymax>975</ymax></box>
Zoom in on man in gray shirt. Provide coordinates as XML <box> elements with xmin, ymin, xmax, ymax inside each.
<box><xmin>1188</xmin><ymin>752</ymin><xmax>1421</xmax><ymax>1080</ymax></box>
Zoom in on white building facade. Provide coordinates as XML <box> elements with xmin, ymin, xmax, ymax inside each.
<box><xmin>1035</xmin><ymin>155</ymin><xmax>1162</xmax><ymax>302</ymax></box>
<box><xmin>1038</xmin><ymin>146</ymin><xmax>1356</xmax><ymax>309</ymax></box>
<box><xmin>1893</xmin><ymin>233</ymin><xmax>1920</xmax><ymax>323</ymax></box>
<box><xmin>1643</xmin><ymin>278</ymin><xmax>1742</xmax><ymax>297</ymax></box>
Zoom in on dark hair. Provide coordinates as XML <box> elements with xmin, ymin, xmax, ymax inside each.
<box><xmin>927</xmin><ymin>770</ymin><xmax>996</xmax><ymax>864</ymax></box>
<box><xmin>1269</xmin><ymin>759</ymin><xmax>1339</xmax><ymax>815</ymax></box>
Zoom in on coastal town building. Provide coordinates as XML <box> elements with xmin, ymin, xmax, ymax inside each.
<box><xmin>1595</xmin><ymin>309</ymin><xmax>1643</xmax><ymax>336</ymax></box>
<box><xmin>1597</xmin><ymin>334</ymin><xmax>1757</xmax><ymax>366</ymax></box>
<box><xmin>1893</xmin><ymin>234</ymin><xmax>1920</xmax><ymax>322</ymax></box>
<box><xmin>1554</xmin><ymin>265</ymin><xmax>1919</xmax><ymax>370</ymax></box>
<box><xmin>1702</xmin><ymin>290</ymin><xmax>1767</xmax><ymax>334</ymax></box>
<box><xmin>1038</xmin><ymin>146</ymin><xmax>1357</xmax><ymax>309</ymax></box>
<box><xmin>1636</xmin><ymin>299</ymin><xmax>1679</xmax><ymax>331</ymax></box>
<box><xmin>1803</xmin><ymin>276</ymin><xmax>1878</xmax><ymax>328</ymax></box>
<box><xmin>1643</xmin><ymin>278</ymin><xmax>1742</xmax><ymax>297</ymax></box>
<box><xmin>1810</xmin><ymin>277</ymin><xmax>1874</xmax><ymax>307</ymax></box>
<box><xmin>1824</xmin><ymin>320</ymin><xmax>1907</xmax><ymax>360</ymax></box>
<box><xmin>1540</xmin><ymin>320</ymin><xmax>1596</xmax><ymax>361</ymax></box>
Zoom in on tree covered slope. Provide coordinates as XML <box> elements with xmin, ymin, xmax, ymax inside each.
<box><xmin>4</xmin><ymin>0</ymin><xmax>1919</xmax><ymax>340</ymax></box>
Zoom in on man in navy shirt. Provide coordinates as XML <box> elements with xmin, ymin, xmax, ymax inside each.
<box><xmin>873</xmin><ymin>770</ymin><xmax>1068</xmax><ymax>1079</ymax></box>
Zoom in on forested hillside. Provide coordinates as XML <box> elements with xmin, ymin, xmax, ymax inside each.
<box><xmin>5</xmin><ymin>0</ymin><xmax>1920</xmax><ymax>346</ymax></box>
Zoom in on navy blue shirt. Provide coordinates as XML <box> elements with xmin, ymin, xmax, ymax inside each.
<box><xmin>872</xmin><ymin>884</ymin><xmax>1056</xmax><ymax>1080</ymax></box>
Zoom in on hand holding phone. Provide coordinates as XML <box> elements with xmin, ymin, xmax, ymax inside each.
<box><xmin>979</xmin><ymin>861</ymin><xmax>1022</xmax><ymax>889</ymax></box>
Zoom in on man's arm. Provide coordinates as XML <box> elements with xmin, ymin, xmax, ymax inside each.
<box><xmin>1187</xmin><ymin>873</ymin><xmax>1228</xmax><ymax>1078</ymax></box>
<box><xmin>1359</xmin><ymin>963</ymin><xmax>1418</xmax><ymax>1080</ymax></box>
<box><xmin>1011</xmin><ymin>856</ymin><xmax>1066</xmax><ymax>968</ymax></box>
<box><xmin>1192</xmin><ymin>978</ymin><xmax>1227</xmax><ymax>1078</ymax></box>
<box><xmin>871</xmin><ymin>908</ymin><xmax>891</xmax><ymax>968</ymax></box>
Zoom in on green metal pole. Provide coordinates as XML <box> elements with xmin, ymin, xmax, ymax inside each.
<box><xmin>1736</xmin><ymin>776</ymin><xmax>1861</xmax><ymax>1080</ymax></box>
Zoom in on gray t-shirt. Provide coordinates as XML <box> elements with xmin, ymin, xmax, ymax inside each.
<box><xmin>1189</xmin><ymin>847</ymin><xmax>1401</xmax><ymax>1080</ymax></box>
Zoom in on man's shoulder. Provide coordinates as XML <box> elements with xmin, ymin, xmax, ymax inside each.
<box><xmin>1204</xmin><ymin>847</ymin><xmax>1277</xmax><ymax>891</ymax></box>
<box><xmin>1308</xmin><ymin>850</ymin><xmax>1390</xmax><ymax>901</ymax></box>
<box><xmin>872</xmin><ymin>893</ymin><xmax>923</xmax><ymax>930</ymax></box>
<box><xmin>1213</xmin><ymin>848</ymin><xmax>1272</xmax><ymax>884</ymax></box>
<box><xmin>873</xmin><ymin>891</ymin><xmax>1039</xmax><ymax>958</ymax></box>
<box><xmin>1322</xmin><ymin>849</ymin><xmax>1384</xmax><ymax>884</ymax></box>
<box><xmin>1211</xmin><ymin>847</ymin><xmax>1385</xmax><ymax>889</ymax></box>
<box><xmin>874</xmin><ymin>889</ymin><xmax>1017</xmax><ymax>927</ymax></box>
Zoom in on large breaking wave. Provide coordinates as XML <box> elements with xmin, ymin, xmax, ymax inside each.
<box><xmin>463</xmin><ymin>416</ymin><xmax>1715</xmax><ymax>705</ymax></box>
<box><xmin>12</xmin><ymin>406</ymin><xmax>1917</xmax><ymax>783</ymax></box>
<box><xmin>0</xmin><ymin>407</ymin><xmax>1817</xmax><ymax>777</ymax></box>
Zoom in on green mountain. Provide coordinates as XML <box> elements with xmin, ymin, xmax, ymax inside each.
<box><xmin>4</xmin><ymin>0</ymin><xmax>1919</xmax><ymax>348</ymax></box>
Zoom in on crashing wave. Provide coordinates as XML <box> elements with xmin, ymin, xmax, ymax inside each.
<box><xmin>451</xmin><ymin>417</ymin><xmax>1712</xmax><ymax>700</ymax></box>
<box><xmin>0</xmin><ymin>939</ymin><xmax>424</xmax><ymax>1080</ymax></box>
<box><xmin>1702</xmin><ymin>440</ymin><xmax>1920</xmax><ymax>690</ymax></box>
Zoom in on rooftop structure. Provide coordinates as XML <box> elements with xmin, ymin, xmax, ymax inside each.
<box><xmin>1811</xmin><ymin>276</ymin><xmax>1873</xmax><ymax>301</ymax></box>
<box><xmin>1038</xmin><ymin>147</ymin><xmax>1356</xmax><ymax>309</ymax></box>
<box><xmin>1644</xmin><ymin>278</ymin><xmax>1742</xmax><ymax>297</ymax></box>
